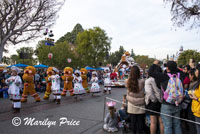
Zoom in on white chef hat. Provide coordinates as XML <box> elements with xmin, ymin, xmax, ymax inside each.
<box><xmin>92</xmin><ymin>71</ymin><xmax>97</xmax><ymax>76</ymax></box>
<box><xmin>74</xmin><ymin>70</ymin><xmax>81</xmax><ymax>75</ymax></box>
<box><xmin>52</xmin><ymin>67</ymin><xmax>59</xmax><ymax>73</ymax></box>
<box><xmin>3</xmin><ymin>69</ymin><xmax>7</xmax><ymax>73</ymax></box>
<box><xmin>11</xmin><ymin>66</ymin><xmax>21</xmax><ymax>74</ymax></box>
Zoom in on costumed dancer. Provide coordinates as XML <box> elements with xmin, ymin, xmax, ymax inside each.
<box><xmin>21</xmin><ymin>66</ymin><xmax>40</xmax><ymax>103</ymax></box>
<box><xmin>61</xmin><ymin>67</ymin><xmax>74</xmax><ymax>96</ymax></box>
<box><xmin>103</xmin><ymin>69</ymin><xmax>112</xmax><ymax>94</ymax></box>
<box><xmin>90</xmin><ymin>71</ymin><xmax>101</xmax><ymax>96</ymax></box>
<box><xmin>48</xmin><ymin>67</ymin><xmax>61</xmax><ymax>104</ymax></box>
<box><xmin>73</xmin><ymin>70</ymin><xmax>86</xmax><ymax>99</ymax></box>
<box><xmin>80</xmin><ymin>68</ymin><xmax>89</xmax><ymax>93</ymax></box>
<box><xmin>5</xmin><ymin>66</ymin><xmax>22</xmax><ymax>113</ymax></box>
<box><xmin>103</xmin><ymin>101</ymin><xmax>119</xmax><ymax>133</ymax></box>
<box><xmin>43</xmin><ymin>67</ymin><xmax>53</xmax><ymax>100</ymax></box>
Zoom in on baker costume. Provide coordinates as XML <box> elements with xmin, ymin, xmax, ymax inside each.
<box><xmin>103</xmin><ymin>69</ymin><xmax>112</xmax><ymax>94</ymax></box>
<box><xmin>73</xmin><ymin>70</ymin><xmax>86</xmax><ymax>95</ymax></box>
<box><xmin>90</xmin><ymin>71</ymin><xmax>101</xmax><ymax>94</ymax></box>
<box><xmin>48</xmin><ymin>67</ymin><xmax>61</xmax><ymax>104</ymax></box>
<box><xmin>5</xmin><ymin>66</ymin><xmax>22</xmax><ymax>113</ymax></box>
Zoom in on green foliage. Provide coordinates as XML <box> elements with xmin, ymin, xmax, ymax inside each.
<box><xmin>36</xmin><ymin>41</ymin><xmax>80</xmax><ymax>69</ymax></box>
<box><xmin>35</xmin><ymin>40</ymin><xmax>52</xmax><ymax>65</ymax></box>
<box><xmin>56</xmin><ymin>23</ymin><xmax>84</xmax><ymax>44</ymax></box>
<box><xmin>177</xmin><ymin>50</ymin><xmax>200</xmax><ymax>65</ymax></box>
<box><xmin>9</xmin><ymin>47</ymin><xmax>37</xmax><ymax>65</ymax></box>
<box><xmin>10</xmin><ymin>54</ymin><xmax>19</xmax><ymax>64</ymax></box>
<box><xmin>2</xmin><ymin>56</ymin><xmax>11</xmax><ymax>65</ymax></box>
<box><xmin>134</xmin><ymin>55</ymin><xmax>155</xmax><ymax>69</ymax></box>
<box><xmin>76</xmin><ymin>27</ymin><xmax>111</xmax><ymax>67</ymax></box>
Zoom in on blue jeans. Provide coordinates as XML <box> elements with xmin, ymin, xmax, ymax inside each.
<box><xmin>196</xmin><ymin>116</ymin><xmax>200</xmax><ymax>134</ymax></box>
<box><xmin>161</xmin><ymin>104</ymin><xmax>182</xmax><ymax>134</ymax></box>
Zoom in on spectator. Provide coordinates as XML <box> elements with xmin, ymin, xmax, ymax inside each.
<box><xmin>189</xmin><ymin>65</ymin><xmax>200</xmax><ymax>134</ymax></box>
<box><xmin>187</xmin><ymin>68</ymin><xmax>198</xmax><ymax>134</ymax></box>
<box><xmin>125</xmin><ymin>66</ymin><xmax>145</xmax><ymax>134</ymax></box>
<box><xmin>148</xmin><ymin>61</ymin><xmax>184</xmax><ymax>134</ymax></box>
<box><xmin>181</xmin><ymin>64</ymin><xmax>191</xmax><ymax>130</ymax></box>
<box><xmin>87</xmin><ymin>71</ymin><xmax>92</xmax><ymax>83</ymax></box>
<box><xmin>145</xmin><ymin>64</ymin><xmax>164</xmax><ymax>134</ymax></box>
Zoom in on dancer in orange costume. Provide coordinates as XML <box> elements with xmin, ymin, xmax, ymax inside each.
<box><xmin>61</xmin><ymin>67</ymin><xmax>74</xmax><ymax>96</ymax></box>
<box><xmin>80</xmin><ymin>68</ymin><xmax>89</xmax><ymax>93</ymax></box>
<box><xmin>21</xmin><ymin>66</ymin><xmax>40</xmax><ymax>103</ymax></box>
<box><xmin>43</xmin><ymin>67</ymin><xmax>53</xmax><ymax>100</ymax></box>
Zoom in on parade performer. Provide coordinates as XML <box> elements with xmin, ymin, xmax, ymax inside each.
<box><xmin>48</xmin><ymin>67</ymin><xmax>61</xmax><ymax>104</ymax></box>
<box><xmin>110</xmin><ymin>69</ymin><xmax>118</xmax><ymax>81</ymax></box>
<box><xmin>103</xmin><ymin>69</ymin><xmax>112</xmax><ymax>94</ymax></box>
<box><xmin>90</xmin><ymin>71</ymin><xmax>101</xmax><ymax>95</ymax></box>
<box><xmin>80</xmin><ymin>68</ymin><xmax>89</xmax><ymax>93</ymax></box>
<box><xmin>103</xmin><ymin>101</ymin><xmax>119</xmax><ymax>133</ymax></box>
<box><xmin>61</xmin><ymin>67</ymin><xmax>74</xmax><ymax>96</ymax></box>
<box><xmin>73</xmin><ymin>70</ymin><xmax>86</xmax><ymax>99</ymax></box>
<box><xmin>21</xmin><ymin>66</ymin><xmax>40</xmax><ymax>103</ymax></box>
<box><xmin>6</xmin><ymin>66</ymin><xmax>22</xmax><ymax>113</ymax></box>
<box><xmin>43</xmin><ymin>67</ymin><xmax>53</xmax><ymax>100</ymax></box>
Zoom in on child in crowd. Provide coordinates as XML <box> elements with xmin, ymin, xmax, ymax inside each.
<box><xmin>90</xmin><ymin>71</ymin><xmax>101</xmax><ymax>96</ymax></box>
<box><xmin>118</xmin><ymin>94</ymin><xmax>130</xmax><ymax>132</ymax></box>
<box><xmin>48</xmin><ymin>67</ymin><xmax>61</xmax><ymax>104</ymax></box>
<box><xmin>73</xmin><ymin>70</ymin><xmax>86</xmax><ymax>99</ymax></box>
<box><xmin>5</xmin><ymin>66</ymin><xmax>22</xmax><ymax>113</ymax></box>
<box><xmin>103</xmin><ymin>101</ymin><xmax>119</xmax><ymax>133</ymax></box>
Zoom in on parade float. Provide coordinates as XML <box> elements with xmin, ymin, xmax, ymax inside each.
<box><xmin>110</xmin><ymin>51</ymin><xmax>139</xmax><ymax>87</ymax></box>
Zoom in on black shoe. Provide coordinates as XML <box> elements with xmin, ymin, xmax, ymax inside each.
<box><xmin>53</xmin><ymin>99</ymin><xmax>56</xmax><ymax>102</ymax></box>
<box><xmin>11</xmin><ymin>105</ymin><xmax>14</xmax><ymax>110</ymax></box>
<box><xmin>109</xmin><ymin>90</ymin><xmax>111</xmax><ymax>94</ymax></box>
<box><xmin>13</xmin><ymin>108</ymin><xmax>20</xmax><ymax>113</ymax></box>
<box><xmin>56</xmin><ymin>99</ymin><xmax>60</xmax><ymax>104</ymax></box>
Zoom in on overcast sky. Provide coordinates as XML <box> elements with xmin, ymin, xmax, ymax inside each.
<box><xmin>5</xmin><ymin>0</ymin><xmax>200</xmax><ymax>59</ymax></box>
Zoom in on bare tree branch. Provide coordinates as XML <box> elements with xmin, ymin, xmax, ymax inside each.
<box><xmin>0</xmin><ymin>0</ymin><xmax>65</xmax><ymax>62</ymax></box>
<box><xmin>164</xmin><ymin>0</ymin><xmax>200</xmax><ymax>29</ymax></box>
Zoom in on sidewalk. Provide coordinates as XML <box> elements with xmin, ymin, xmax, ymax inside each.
<box><xmin>0</xmin><ymin>87</ymin><xmax>126</xmax><ymax>134</ymax></box>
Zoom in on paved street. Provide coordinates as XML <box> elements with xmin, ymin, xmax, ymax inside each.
<box><xmin>0</xmin><ymin>87</ymin><xmax>127</xmax><ymax>134</ymax></box>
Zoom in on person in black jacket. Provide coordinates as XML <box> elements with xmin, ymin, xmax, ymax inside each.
<box><xmin>148</xmin><ymin>61</ymin><xmax>184</xmax><ymax>134</ymax></box>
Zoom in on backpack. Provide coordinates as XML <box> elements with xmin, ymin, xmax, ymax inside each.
<box><xmin>162</xmin><ymin>73</ymin><xmax>184</xmax><ymax>106</ymax></box>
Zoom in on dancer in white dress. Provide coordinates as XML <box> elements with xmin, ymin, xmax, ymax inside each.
<box><xmin>5</xmin><ymin>66</ymin><xmax>22</xmax><ymax>113</ymax></box>
<box><xmin>48</xmin><ymin>67</ymin><xmax>61</xmax><ymax>104</ymax></box>
<box><xmin>90</xmin><ymin>71</ymin><xmax>101</xmax><ymax>95</ymax></box>
<box><xmin>73</xmin><ymin>70</ymin><xmax>86</xmax><ymax>98</ymax></box>
<box><xmin>103</xmin><ymin>69</ymin><xmax>111</xmax><ymax>94</ymax></box>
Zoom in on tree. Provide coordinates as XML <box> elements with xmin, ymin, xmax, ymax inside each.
<box><xmin>10</xmin><ymin>54</ymin><xmax>19</xmax><ymax>65</ymax></box>
<box><xmin>177</xmin><ymin>50</ymin><xmax>200</xmax><ymax>65</ymax></box>
<box><xmin>134</xmin><ymin>55</ymin><xmax>155</xmax><ymax>70</ymax></box>
<box><xmin>76</xmin><ymin>27</ymin><xmax>111</xmax><ymax>67</ymax></box>
<box><xmin>16</xmin><ymin>47</ymin><xmax>37</xmax><ymax>65</ymax></box>
<box><xmin>0</xmin><ymin>0</ymin><xmax>65</xmax><ymax>62</ymax></box>
<box><xmin>36</xmin><ymin>40</ymin><xmax>79</xmax><ymax>69</ymax></box>
<box><xmin>2</xmin><ymin>56</ymin><xmax>10</xmax><ymax>65</ymax></box>
<box><xmin>164</xmin><ymin>0</ymin><xmax>200</xmax><ymax>29</ymax></box>
<box><xmin>56</xmin><ymin>23</ymin><xmax>84</xmax><ymax>45</ymax></box>
<box><xmin>35</xmin><ymin>40</ymin><xmax>52</xmax><ymax>65</ymax></box>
